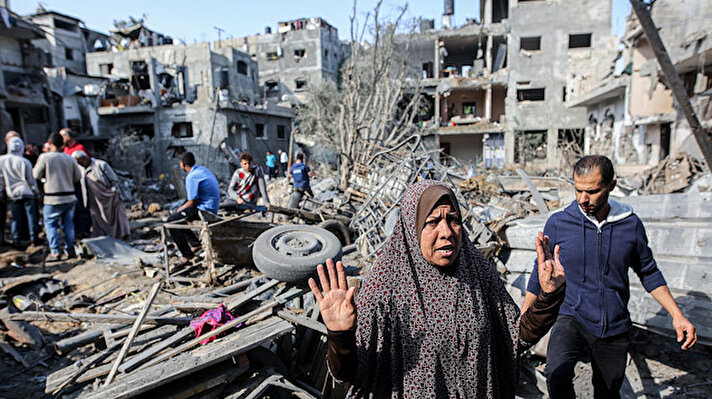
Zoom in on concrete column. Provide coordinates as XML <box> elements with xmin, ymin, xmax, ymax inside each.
<box><xmin>504</xmin><ymin>129</ymin><xmax>515</xmax><ymax>166</ymax></box>
<box><xmin>583</xmin><ymin>125</ymin><xmax>592</xmax><ymax>155</ymax></box>
<box><xmin>648</xmin><ymin>123</ymin><xmax>661</xmax><ymax>166</ymax></box>
<box><xmin>483</xmin><ymin>0</ymin><xmax>493</xmax><ymax>25</ymax></box>
<box><xmin>149</xmin><ymin>57</ymin><xmax>159</xmax><ymax>104</ymax></box>
<box><xmin>546</xmin><ymin>128</ymin><xmax>558</xmax><ymax>169</ymax></box>
<box><xmin>485</xmin><ymin>35</ymin><xmax>493</xmax><ymax>75</ymax></box>
<box><xmin>434</xmin><ymin>39</ymin><xmax>440</xmax><ymax>78</ymax></box>
<box><xmin>435</xmin><ymin>94</ymin><xmax>441</xmax><ymax>126</ymax></box>
<box><xmin>485</xmin><ymin>84</ymin><xmax>492</xmax><ymax>121</ymax></box>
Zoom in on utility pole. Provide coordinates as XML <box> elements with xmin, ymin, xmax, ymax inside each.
<box><xmin>629</xmin><ymin>0</ymin><xmax>712</xmax><ymax>171</ymax></box>
<box><xmin>213</xmin><ymin>26</ymin><xmax>225</xmax><ymax>47</ymax></box>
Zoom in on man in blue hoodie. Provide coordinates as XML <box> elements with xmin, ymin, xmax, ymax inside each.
<box><xmin>523</xmin><ymin>155</ymin><xmax>696</xmax><ymax>399</ymax></box>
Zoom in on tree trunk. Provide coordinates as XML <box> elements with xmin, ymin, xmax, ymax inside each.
<box><xmin>339</xmin><ymin>157</ymin><xmax>352</xmax><ymax>191</ymax></box>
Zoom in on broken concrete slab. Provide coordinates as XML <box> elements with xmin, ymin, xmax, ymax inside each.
<box><xmin>81</xmin><ymin>236</ymin><xmax>160</xmax><ymax>265</ymax></box>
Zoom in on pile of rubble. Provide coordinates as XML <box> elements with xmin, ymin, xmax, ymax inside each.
<box><xmin>0</xmin><ymin>258</ymin><xmax>337</xmax><ymax>398</ymax></box>
<box><xmin>1</xmin><ymin>137</ymin><xmax>711</xmax><ymax>398</ymax></box>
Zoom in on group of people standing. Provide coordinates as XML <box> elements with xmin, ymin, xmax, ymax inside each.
<box><xmin>308</xmin><ymin>155</ymin><xmax>697</xmax><ymax>399</ymax></box>
<box><xmin>0</xmin><ymin>128</ymin><xmax>129</xmax><ymax>262</ymax></box>
<box><xmin>264</xmin><ymin>149</ymin><xmax>290</xmax><ymax>180</ymax></box>
<box><xmin>167</xmin><ymin>149</ymin><xmax>312</xmax><ymax>265</ymax></box>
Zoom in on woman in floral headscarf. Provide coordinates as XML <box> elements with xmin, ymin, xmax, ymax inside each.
<box><xmin>309</xmin><ymin>180</ymin><xmax>566</xmax><ymax>398</ymax></box>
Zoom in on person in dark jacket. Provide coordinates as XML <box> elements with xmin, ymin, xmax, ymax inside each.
<box><xmin>522</xmin><ymin>155</ymin><xmax>696</xmax><ymax>399</ymax></box>
<box><xmin>287</xmin><ymin>153</ymin><xmax>313</xmax><ymax>208</ymax></box>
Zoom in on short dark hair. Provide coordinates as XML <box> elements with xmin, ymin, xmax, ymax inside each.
<box><xmin>296</xmin><ymin>153</ymin><xmax>304</xmax><ymax>161</ymax></box>
<box><xmin>59</xmin><ymin>127</ymin><xmax>76</xmax><ymax>138</ymax></box>
<box><xmin>48</xmin><ymin>132</ymin><xmax>64</xmax><ymax>148</ymax></box>
<box><xmin>574</xmin><ymin>155</ymin><xmax>614</xmax><ymax>184</ymax></box>
<box><xmin>180</xmin><ymin>151</ymin><xmax>196</xmax><ymax>167</ymax></box>
<box><xmin>239</xmin><ymin>152</ymin><xmax>252</xmax><ymax>163</ymax></box>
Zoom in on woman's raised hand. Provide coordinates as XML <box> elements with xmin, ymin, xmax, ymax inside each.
<box><xmin>308</xmin><ymin>258</ymin><xmax>356</xmax><ymax>331</ymax></box>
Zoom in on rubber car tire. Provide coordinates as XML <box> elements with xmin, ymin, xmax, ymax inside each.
<box><xmin>252</xmin><ymin>225</ymin><xmax>342</xmax><ymax>283</ymax></box>
<box><xmin>318</xmin><ymin>219</ymin><xmax>352</xmax><ymax>246</ymax></box>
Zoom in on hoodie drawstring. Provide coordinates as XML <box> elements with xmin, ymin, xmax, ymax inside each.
<box><xmin>581</xmin><ymin>217</ymin><xmax>586</xmax><ymax>283</ymax></box>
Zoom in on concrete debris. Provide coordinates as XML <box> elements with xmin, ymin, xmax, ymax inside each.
<box><xmin>81</xmin><ymin>236</ymin><xmax>160</xmax><ymax>266</ymax></box>
<box><xmin>1</xmin><ymin>134</ymin><xmax>710</xmax><ymax>398</ymax></box>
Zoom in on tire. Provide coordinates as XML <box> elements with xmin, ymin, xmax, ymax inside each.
<box><xmin>318</xmin><ymin>220</ymin><xmax>352</xmax><ymax>246</ymax></box>
<box><xmin>252</xmin><ymin>225</ymin><xmax>342</xmax><ymax>283</ymax></box>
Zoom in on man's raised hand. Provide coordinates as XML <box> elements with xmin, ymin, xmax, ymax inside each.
<box><xmin>536</xmin><ymin>231</ymin><xmax>565</xmax><ymax>293</ymax></box>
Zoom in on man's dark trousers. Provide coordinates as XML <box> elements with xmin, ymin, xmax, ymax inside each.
<box><xmin>546</xmin><ymin>315</ymin><xmax>630</xmax><ymax>399</ymax></box>
<box><xmin>167</xmin><ymin>206</ymin><xmax>201</xmax><ymax>259</ymax></box>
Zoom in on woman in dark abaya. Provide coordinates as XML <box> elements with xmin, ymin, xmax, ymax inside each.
<box><xmin>308</xmin><ymin>180</ymin><xmax>566</xmax><ymax>398</ymax></box>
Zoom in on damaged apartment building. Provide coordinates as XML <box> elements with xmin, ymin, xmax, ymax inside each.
<box><xmin>219</xmin><ymin>17</ymin><xmax>343</xmax><ymax>106</ymax></box>
<box><xmin>0</xmin><ymin>5</ymin><xmax>59</xmax><ymax>148</ymax></box>
<box><xmin>25</xmin><ymin>10</ymin><xmax>110</xmax><ymax>138</ymax></box>
<box><xmin>567</xmin><ymin>0</ymin><xmax>712</xmax><ymax>176</ymax></box>
<box><xmin>408</xmin><ymin>0</ymin><xmax>612</xmax><ymax>169</ymax></box>
<box><xmin>85</xmin><ymin>41</ymin><xmax>295</xmax><ymax>179</ymax></box>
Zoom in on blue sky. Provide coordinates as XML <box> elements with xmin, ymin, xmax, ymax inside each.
<box><xmin>12</xmin><ymin>0</ymin><xmax>630</xmax><ymax>43</ymax></box>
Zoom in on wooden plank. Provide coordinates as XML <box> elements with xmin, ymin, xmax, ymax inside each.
<box><xmin>105</xmin><ymin>281</ymin><xmax>163</xmax><ymax>385</ymax></box>
<box><xmin>276</xmin><ymin>309</ymin><xmax>327</xmax><ymax>335</ymax></box>
<box><xmin>199</xmin><ymin>222</ymin><xmax>217</xmax><ymax>285</ymax></box>
<box><xmin>209</xmin><ymin>276</ymin><xmax>261</xmax><ymax>297</ymax></box>
<box><xmin>161</xmin><ymin>226</ymin><xmax>170</xmax><ymax>283</ymax></box>
<box><xmin>45</xmin><ymin>325</ymin><xmax>177</xmax><ymax>394</ymax></box>
<box><xmin>83</xmin><ymin>317</ymin><xmax>294</xmax><ymax>399</ymax></box>
<box><xmin>151</xmin><ymin>359</ymin><xmax>249</xmax><ymax>399</ymax></box>
<box><xmin>0</xmin><ymin>342</ymin><xmax>29</xmax><ymax>368</ymax></box>
<box><xmin>52</xmin><ymin>306</ymin><xmax>175</xmax><ymax>355</ymax></box>
<box><xmin>10</xmin><ymin>312</ymin><xmax>191</xmax><ymax>326</ymax></box>
<box><xmin>51</xmin><ymin>341</ymin><xmax>121</xmax><ymax>395</ymax></box>
<box><xmin>0</xmin><ymin>307</ymin><xmax>43</xmax><ymax>347</ymax></box>
<box><xmin>138</xmin><ymin>287</ymin><xmax>303</xmax><ymax>371</ymax></box>
<box><xmin>226</xmin><ymin>279</ymin><xmax>280</xmax><ymax>310</ymax></box>
<box><xmin>117</xmin><ymin>279</ymin><xmax>280</xmax><ymax>374</ymax></box>
<box><xmin>516</xmin><ymin>168</ymin><xmax>549</xmax><ymax>214</ymax></box>
<box><xmin>0</xmin><ymin>274</ymin><xmax>52</xmax><ymax>293</ymax></box>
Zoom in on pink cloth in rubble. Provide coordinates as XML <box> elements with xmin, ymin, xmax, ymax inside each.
<box><xmin>190</xmin><ymin>303</ymin><xmax>239</xmax><ymax>344</ymax></box>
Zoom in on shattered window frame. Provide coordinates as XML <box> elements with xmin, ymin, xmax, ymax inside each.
<box><xmin>123</xmin><ymin>123</ymin><xmax>155</xmax><ymax>139</ymax></box>
<box><xmin>520</xmin><ymin>36</ymin><xmax>541</xmax><ymax>51</ymax></box>
<box><xmin>516</xmin><ymin>88</ymin><xmax>545</xmax><ymax>102</ymax></box>
<box><xmin>277</xmin><ymin>125</ymin><xmax>287</xmax><ymax>140</ymax></box>
<box><xmin>266</xmin><ymin>52</ymin><xmax>279</xmax><ymax>61</ymax></box>
<box><xmin>255</xmin><ymin>123</ymin><xmax>266</xmax><ymax>139</ymax></box>
<box><xmin>171</xmin><ymin>122</ymin><xmax>194</xmax><ymax>138</ymax></box>
<box><xmin>462</xmin><ymin>102</ymin><xmax>476</xmax><ymax>115</ymax></box>
<box><xmin>22</xmin><ymin>106</ymin><xmax>49</xmax><ymax>123</ymax></box>
<box><xmin>294</xmin><ymin>48</ymin><xmax>306</xmax><ymax>60</ymax></box>
<box><xmin>237</xmin><ymin>60</ymin><xmax>248</xmax><ymax>75</ymax></box>
<box><xmin>99</xmin><ymin>63</ymin><xmax>113</xmax><ymax>75</ymax></box>
<box><xmin>514</xmin><ymin>130</ymin><xmax>548</xmax><ymax>163</ymax></box>
<box><xmin>53</xmin><ymin>18</ymin><xmax>77</xmax><ymax>32</ymax></box>
<box><xmin>568</xmin><ymin>33</ymin><xmax>592</xmax><ymax>49</ymax></box>
<box><xmin>295</xmin><ymin>79</ymin><xmax>308</xmax><ymax>91</ymax></box>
